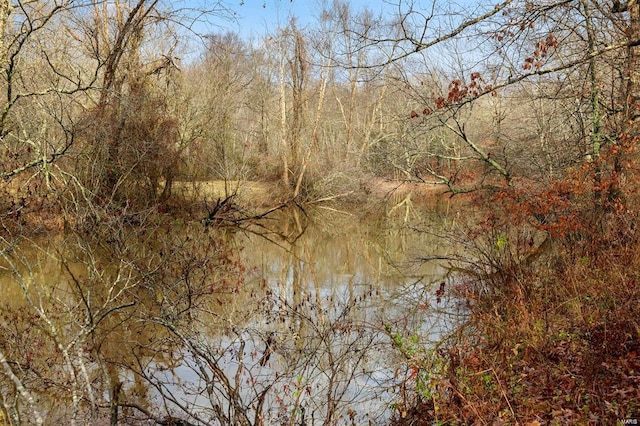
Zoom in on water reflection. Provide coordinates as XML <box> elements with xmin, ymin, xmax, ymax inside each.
<box><xmin>157</xmin><ymin>207</ymin><xmax>458</xmax><ymax>425</ymax></box>
<box><xmin>0</xmin><ymin>206</ymin><xmax>460</xmax><ymax>424</ymax></box>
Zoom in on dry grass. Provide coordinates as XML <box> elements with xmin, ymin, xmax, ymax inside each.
<box><xmin>176</xmin><ymin>178</ymin><xmax>452</xmax><ymax>210</ymax></box>
<box><xmin>171</xmin><ymin>180</ymin><xmax>283</xmax><ymax>207</ymax></box>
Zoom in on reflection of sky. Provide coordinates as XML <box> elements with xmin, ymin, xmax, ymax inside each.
<box><xmin>143</xmin><ymin>208</ymin><xmax>464</xmax><ymax>423</ymax></box>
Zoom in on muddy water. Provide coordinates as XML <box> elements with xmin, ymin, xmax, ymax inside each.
<box><xmin>0</xmin><ymin>205</ymin><xmax>461</xmax><ymax>425</ymax></box>
<box><xmin>160</xmin><ymin>207</ymin><xmax>461</xmax><ymax>424</ymax></box>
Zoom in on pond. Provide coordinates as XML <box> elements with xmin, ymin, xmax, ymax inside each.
<box><xmin>0</xmin><ymin>203</ymin><xmax>465</xmax><ymax>425</ymax></box>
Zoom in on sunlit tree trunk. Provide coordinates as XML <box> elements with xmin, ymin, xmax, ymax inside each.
<box><xmin>278</xmin><ymin>39</ymin><xmax>290</xmax><ymax>188</ymax></box>
<box><xmin>582</xmin><ymin>0</ymin><xmax>605</xmax><ymax>214</ymax></box>
<box><xmin>0</xmin><ymin>0</ymin><xmax>8</xmax><ymax>81</ymax></box>
<box><xmin>294</xmin><ymin>57</ymin><xmax>327</xmax><ymax>198</ymax></box>
<box><xmin>583</xmin><ymin>0</ymin><xmax>601</xmax><ymax>160</ymax></box>
<box><xmin>289</xmin><ymin>22</ymin><xmax>308</xmax><ymax>181</ymax></box>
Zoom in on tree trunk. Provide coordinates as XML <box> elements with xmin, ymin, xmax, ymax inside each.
<box><xmin>279</xmin><ymin>47</ymin><xmax>289</xmax><ymax>188</ymax></box>
<box><xmin>627</xmin><ymin>2</ymin><xmax>640</xmax><ymax>133</ymax></box>
<box><xmin>607</xmin><ymin>1</ymin><xmax>640</xmax><ymax>204</ymax></box>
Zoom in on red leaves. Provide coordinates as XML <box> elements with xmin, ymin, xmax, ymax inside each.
<box><xmin>407</xmin><ymin>365</ymin><xmax>419</xmax><ymax>381</ymax></box>
<box><xmin>410</xmin><ymin>72</ymin><xmax>495</xmax><ymax>118</ymax></box>
<box><xmin>493</xmin><ymin>135</ymin><xmax>640</xmax><ymax>244</ymax></box>
<box><xmin>523</xmin><ymin>57</ymin><xmax>534</xmax><ymax>70</ymax></box>
<box><xmin>447</xmin><ymin>79</ymin><xmax>467</xmax><ymax>103</ymax></box>
<box><xmin>435</xmin><ymin>281</ymin><xmax>445</xmax><ymax>304</ymax></box>
<box><xmin>543</xmin><ymin>33</ymin><xmax>559</xmax><ymax>50</ymax></box>
<box><xmin>523</xmin><ymin>33</ymin><xmax>558</xmax><ymax>70</ymax></box>
<box><xmin>443</xmin><ymin>72</ymin><xmax>492</xmax><ymax>106</ymax></box>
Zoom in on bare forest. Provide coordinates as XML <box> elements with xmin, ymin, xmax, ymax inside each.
<box><xmin>1</xmin><ymin>0</ymin><xmax>639</xmax><ymax>424</ymax></box>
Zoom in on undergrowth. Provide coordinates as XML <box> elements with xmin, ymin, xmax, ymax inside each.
<box><xmin>392</xmin><ymin>140</ymin><xmax>640</xmax><ymax>424</ymax></box>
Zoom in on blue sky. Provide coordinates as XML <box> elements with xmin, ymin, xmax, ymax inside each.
<box><xmin>194</xmin><ymin>0</ymin><xmax>488</xmax><ymax>40</ymax></box>
<box><xmin>221</xmin><ymin>0</ymin><xmax>391</xmax><ymax>38</ymax></box>
<box><xmin>180</xmin><ymin>0</ymin><xmax>492</xmax><ymax>64</ymax></box>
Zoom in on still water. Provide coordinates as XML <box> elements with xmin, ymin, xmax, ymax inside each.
<box><xmin>0</xmin><ymin>205</ymin><xmax>463</xmax><ymax>425</ymax></box>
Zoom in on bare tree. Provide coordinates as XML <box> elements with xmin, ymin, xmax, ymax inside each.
<box><xmin>353</xmin><ymin>1</ymin><xmax>640</xmax><ymax>192</ymax></box>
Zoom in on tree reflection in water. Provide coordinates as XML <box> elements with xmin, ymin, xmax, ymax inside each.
<box><xmin>0</xmin><ymin>206</ymin><xmax>460</xmax><ymax>425</ymax></box>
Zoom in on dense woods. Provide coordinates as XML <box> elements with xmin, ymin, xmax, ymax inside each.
<box><xmin>1</xmin><ymin>0</ymin><xmax>639</xmax><ymax>424</ymax></box>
